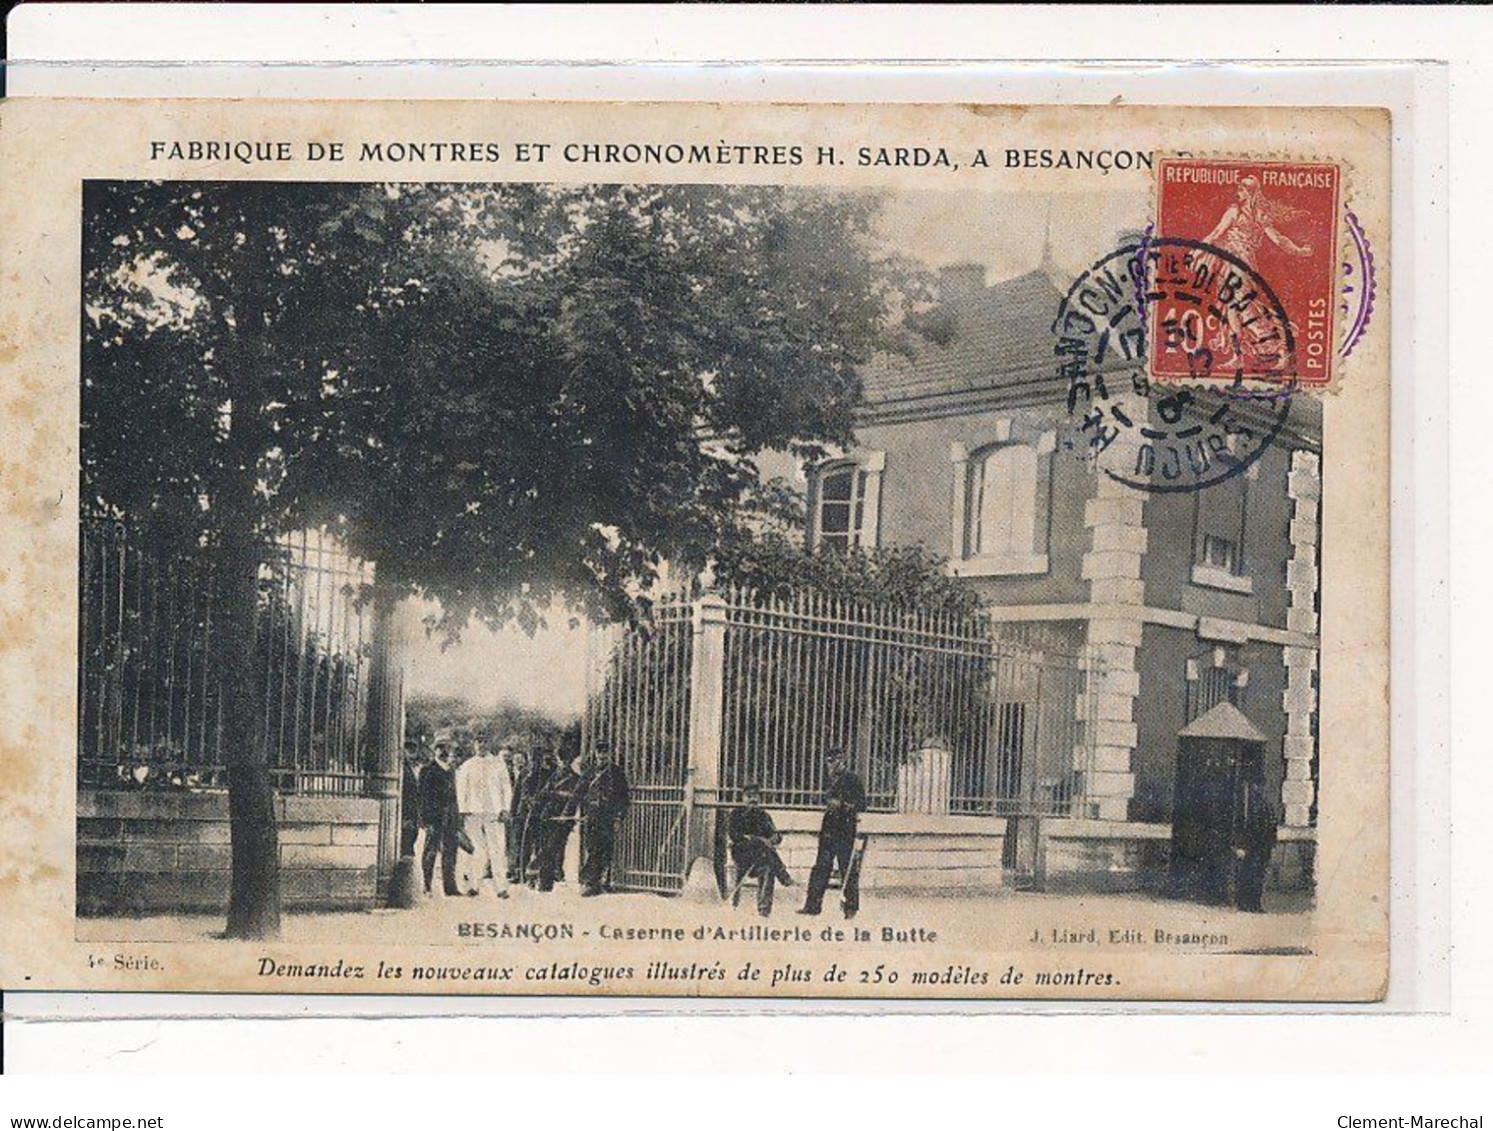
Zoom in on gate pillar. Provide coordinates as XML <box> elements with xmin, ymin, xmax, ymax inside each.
<box><xmin>685</xmin><ymin>592</ymin><xmax>729</xmax><ymax>892</ymax></box>
<box><xmin>365</xmin><ymin>589</ymin><xmax>412</xmax><ymax>903</ymax></box>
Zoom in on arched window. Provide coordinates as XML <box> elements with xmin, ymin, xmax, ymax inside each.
<box><xmin>808</xmin><ymin>454</ymin><xmax>883</xmax><ymax>554</ymax></box>
<box><xmin>968</xmin><ymin>444</ymin><xmax>1039</xmax><ymax>560</ymax></box>
<box><xmin>949</xmin><ymin>433</ymin><xmax>1052</xmax><ymax>577</ymax></box>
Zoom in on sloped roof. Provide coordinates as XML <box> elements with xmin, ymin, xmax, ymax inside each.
<box><xmin>862</xmin><ymin>267</ymin><xmax>1070</xmax><ymax>404</ymax></box>
<box><xmin>1177</xmin><ymin>701</ymin><xmax>1267</xmax><ymax>742</ymax></box>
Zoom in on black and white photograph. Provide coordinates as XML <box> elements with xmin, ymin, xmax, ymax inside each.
<box><xmin>0</xmin><ymin>97</ymin><xmax>1391</xmax><ymax>1001</ymax></box>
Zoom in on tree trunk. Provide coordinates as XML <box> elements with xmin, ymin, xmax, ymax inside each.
<box><xmin>217</xmin><ymin>525</ymin><xmax>280</xmax><ymax>940</ymax></box>
<box><xmin>226</xmin><ymin>761</ymin><xmax>281</xmax><ymax>938</ymax></box>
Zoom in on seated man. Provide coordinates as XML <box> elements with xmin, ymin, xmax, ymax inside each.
<box><xmin>728</xmin><ymin>783</ymin><xmax>794</xmax><ymax>917</ymax></box>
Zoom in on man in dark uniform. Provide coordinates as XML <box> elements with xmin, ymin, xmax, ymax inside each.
<box><xmin>798</xmin><ymin>749</ymin><xmax>867</xmax><ymax>919</ymax></box>
<box><xmin>502</xmin><ymin>745</ymin><xmax>528</xmax><ymax>884</ymax></box>
<box><xmin>418</xmin><ymin>741</ymin><xmax>461</xmax><ymax>896</ymax></box>
<box><xmin>579</xmin><ymin>742</ymin><xmax>631</xmax><ymax>897</ymax></box>
<box><xmin>1233</xmin><ymin>779</ymin><xmax>1279</xmax><ymax>913</ymax></box>
<box><xmin>519</xmin><ymin>747</ymin><xmax>557</xmax><ymax>887</ymax></box>
<box><xmin>533</xmin><ymin>753</ymin><xmax>585</xmax><ymax>892</ymax></box>
<box><xmin>729</xmin><ymin>782</ymin><xmax>794</xmax><ymax>917</ymax></box>
<box><xmin>399</xmin><ymin>740</ymin><xmax>423</xmax><ymax>858</ymax></box>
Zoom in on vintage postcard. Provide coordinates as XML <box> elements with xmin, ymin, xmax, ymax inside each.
<box><xmin>0</xmin><ymin>98</ymin><xmax>1390</xmax><ymax>1001</ymax></box>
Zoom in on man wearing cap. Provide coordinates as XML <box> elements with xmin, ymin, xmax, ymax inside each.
<box><xmin>455</xmin><ymin>739</ymin><xmax>513</xmax><ymax>899</ymax></box>
<box><xmin>519</xmin><ymin>746</ymin><xmax>557</xmax><ymax>886</ymax></box>
<box><xmin>798</xmin><ymin>749</ymin><xmax>867</xmax><ymax>919</ymax></box>
<box><xmin>399</xmin><ymin>740</ymin><xmax>424</xmax><ymax>858</ymax></box>
<box><xmin>579</xmin><ymin>742</ymin><xmax>631</xmax><ymax>897</ymax></box>
<box><xmin>533</xmin><ymin>751</ymin><xmax>586</xmax><ymax>893</ymax></box>
<box><xmin>728</xmin><ymin>782</ymin><xmax>793</xmax><ymax>917</ymax></box>
<box><xmin>1232</xmin><ymin>778</ymin><xmax>1279</xmax><ymax>913</ymax></box>
<box><xmin>419</xmin><ymin>740</ymin><xmax>461</xmax><ymax>897</ymax></box>
<box><xmin>502</xmin><ymin>745</ymin><xmax>529</xmax><ymax>884</ymax></box>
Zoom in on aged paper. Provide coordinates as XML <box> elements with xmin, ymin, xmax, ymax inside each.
<box><xmin>0</xmin><ymin>99</ymin><xmax>1389</xmax><ymax>1001</ymax></box>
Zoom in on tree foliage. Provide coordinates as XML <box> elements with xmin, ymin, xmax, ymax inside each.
<box><xmin>81</xmin><ymin>178</ymin><xmax>916</xmax><ymax>937</ymax></box>
<box><xmin>712</xmin><ymin>530</ymin><xmax>982</xmax><ymax>618</ymax></box>
<box><xmin>83</xmin><ymin>180</ymin><xmax>914</xmax><ymax>632</ymax></box>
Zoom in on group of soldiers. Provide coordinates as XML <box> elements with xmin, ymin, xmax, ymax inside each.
<box><xmin>400</xmin><ymin>735</ymin><xmax>631</xmax><ymax>900</ymax></box>
<box><xmin>400</xmin><ymin>732</ymin><xmax>1280</xmax><ymax>918</ymax></box>
<box><xmin>401</xmin><ymin>735</ymin><xmax>871</xmax><ymax>920</ymax></box>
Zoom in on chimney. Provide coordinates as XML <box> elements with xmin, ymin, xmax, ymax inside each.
<box><xmin>938</xmin><ymin>263</ymin><xmax>986</xmax><ymax>306</ymax></box>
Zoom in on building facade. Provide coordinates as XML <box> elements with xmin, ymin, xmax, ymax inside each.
<box><xmin>790</xmin><ymin>262</ymin><xmax>1322</xmax><ymax>888</ymax></box>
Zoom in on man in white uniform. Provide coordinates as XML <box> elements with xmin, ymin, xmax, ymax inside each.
<box><xmin>455</xmin><ymin>739</ymin><xmax>513</xmax><ymax>899</ymax></box>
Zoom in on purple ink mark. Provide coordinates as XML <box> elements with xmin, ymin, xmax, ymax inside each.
<box><xmin>1340</xmin><ymin>209</ymin><xmax>1376</xmax><ymax>359</ymax></box>
<box><xmin>1131</xmin><ymin>223</ymin><xmax>1155</xmax><ymax>323</ymax></box>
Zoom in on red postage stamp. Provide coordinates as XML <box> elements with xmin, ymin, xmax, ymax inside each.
<box><xmin>1153</xmin><ymin>158</ymin><xmax>1342</xmax><ymax>387</ymax></box>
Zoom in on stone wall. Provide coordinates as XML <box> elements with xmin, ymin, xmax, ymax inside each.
<box><xmin>766</xmin><ymin>811</ymin><xmax>1006</xmax><ymax>894</ymax></box>
<box><xmin>77</xmin><ymin>789</ymin><xmax>380</xmax><ymax>916</ymax></box>
<box><xmin>757</xmin><ymin>811</ymin><xmax>1312</xmax><ymax>896</ymax></box>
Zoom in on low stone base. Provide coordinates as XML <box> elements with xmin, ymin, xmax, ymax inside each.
<box><xmin>1042</xmin><ymin>832</ymin><xmax>1171</xmax><ymax>894</ymax></box>
<box><xmin>1040</xmin><ymin>820</ymin><xmax>1315</xmax><ymax>895</ymax></box>
<box><xmin>77</xmin><ymin>789</ymin><xmax>382</xmax><ymax>916</ymax></box>
<box><xmin>758</xmin><ymin>811</ymin><xmax>1315</xmax><ymax>897</ymax></box>
<box><xmin>767</xmin><ymin>811</ymin><xmax>1007</xmax><ymax>894</ymax></box>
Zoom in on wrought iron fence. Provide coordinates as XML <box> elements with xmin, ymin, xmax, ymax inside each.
<box><xmin>584</xmin><ymin>587</ymin><xmax>1106</xmax><ymax>865</ymax></box>
<box><xmin>581</xmin><ymin>598</ymin><xmax>693</xmax><ymax>893</ymax></box>
<box><xmin>78</xmin><ymin>519</ymin><xmax>375</xmax><ymax>796</ymax></box>
<box><xmin>717</xmin><ymin>590</ymin><xmax>1102</xmax><ymax>818</ymax></box>
<box><xmin>581</xmin><ymin>596</ymin><xmax>693</xmax><ymax>789</ymax></box>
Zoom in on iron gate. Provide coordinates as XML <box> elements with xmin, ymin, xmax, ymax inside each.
<box><xmin>583</xmin><ymin>588</ymin><xmax>1104</xmax><ymax>895</ymax></box>
<box><xmin>582</xmin><ymin>597</ymin><xmax>694</xmax><ymax>893</ymax></box>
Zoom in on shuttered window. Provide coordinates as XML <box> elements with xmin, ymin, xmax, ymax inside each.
<box><xmin>810</xmin><ymin>457</ymin><xmax>882</xmax><ymax>554</ymax></box>
<box><xmin>968</xmin><ymin>444</ymin><xmax>1039</xmax><ymax>559</ymax></box>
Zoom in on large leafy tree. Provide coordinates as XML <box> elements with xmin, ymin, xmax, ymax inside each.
<box><xmin>82</xmin><ymin>179</ymin><xmax>908</xmax><ymax>937</ymax></box>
